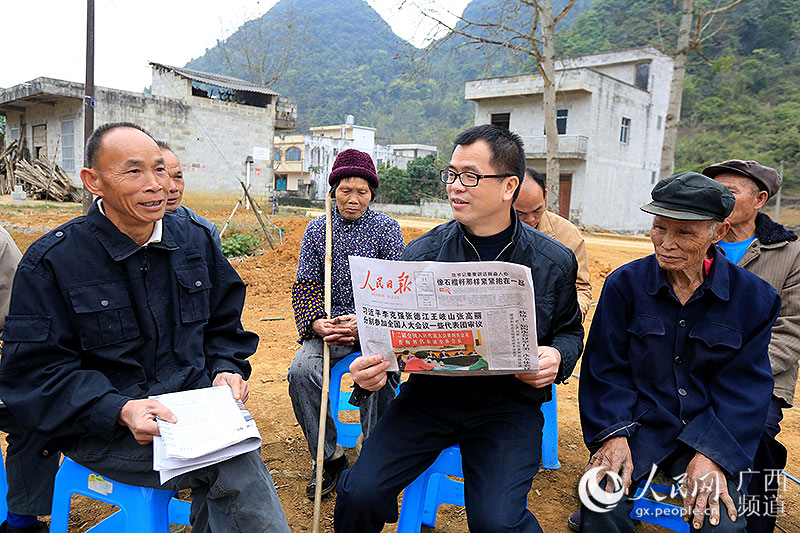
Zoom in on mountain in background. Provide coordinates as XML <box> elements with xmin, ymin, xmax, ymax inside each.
<box><xmin>186</xmin><ymin>0</ymin><xmax>799</xmax><ymax>186</ymax></box>
<box><xmin>186</xmin><ymin>0</ymin><xmax>590</xmax><ymax>149</ymax></box>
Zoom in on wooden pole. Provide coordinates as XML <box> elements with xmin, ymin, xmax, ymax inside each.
<box><xmin>312</xmin><ymin>194</ymin><xmax>334</xmax><ymax>532</ymax></box>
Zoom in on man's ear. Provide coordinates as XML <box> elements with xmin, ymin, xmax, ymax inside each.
<box><xmin>503</xmin><ymin>176</ymin><xmax>520</xmax><ymax>202</ymax></box>
<box><xmin>80</xmin><ymin>167</ymin><xmax>103</xmax><ymax>197</ymax></box>
<box><xmin>711</xmin><ymin>220</ymin><xmax>731</xmax><ymax>244</ymax></box>
<box><xmin>755</xmin><ymin>190</ymin><xmax>769</xmax><ymax>210</ymax></box>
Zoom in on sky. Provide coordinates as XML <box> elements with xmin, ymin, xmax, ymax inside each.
<box><xmin>2</xmin><ymin>0</ymin><xmax>470</xmax><ymax>93</ymax></box>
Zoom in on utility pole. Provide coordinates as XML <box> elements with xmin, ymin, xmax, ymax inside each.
<box><xmin>82</xmin><ymin>0</ymin><xmax>95</xmax><ymax>214</ymax></box>
<box><xmin>776</xmin><ymin>160</ymin><xmax>784</xmax><ymax>223</ymax></box>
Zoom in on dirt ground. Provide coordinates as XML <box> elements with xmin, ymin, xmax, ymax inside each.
<box><xmin>2</xmin><ymin>199</ymin><xmax>799</xmax><ymax>532</ymax></box>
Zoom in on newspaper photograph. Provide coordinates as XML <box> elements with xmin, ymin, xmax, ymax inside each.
<box><xmin>349</xmin><ymin>257</ymin><xmax>538</xmax><ymax>375</ymax></box>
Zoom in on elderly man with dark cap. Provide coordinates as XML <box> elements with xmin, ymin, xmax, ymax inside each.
<box><xmin>703</xmin><ymin>160</ymin><xmax>799</xmax><ymax>533</ymax></box>
<box><xmin>288</xmin><ymin>148</ymin><xmax>405</xmax><ymax>500</ymax></box>
<box><xmin>577</xmin><ymin>172</ymin><xmax>780</xmax><ymax>532</ymax></box>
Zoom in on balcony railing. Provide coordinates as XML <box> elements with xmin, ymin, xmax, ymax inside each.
<box><xmin>522</xmin><ymin>134</ymin><xmax>589</xmax><ymax>159</ymax></box>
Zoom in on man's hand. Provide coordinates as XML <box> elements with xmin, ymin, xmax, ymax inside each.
<box><xmin>682</xmin><ymin>452</ymin><xmax>736</xmax><ymax>529</ymax></box>
<box><xmin>117</xmin><ymin>399</ymin><xmax>176</xmax><ymax>445</ymax></box>
<box><xmin>312</xmin><ymin>315</ymin><xmax>358</xmax><ymax>346</ymax></box>
<box><xmin>515</xmin><ymin>346</ymin><xmax>561</xmax><ymax>388</ymax></box>
<box><xmin>213</xmin><ymin>372</ymin><xmax>250</xmax><ymax>403</ymax></box>
<box><xmin>584</xmin><ymin>436</ymin><xmax>634</xmax><ymax>495</ymax></box>
<box><xmin>350</xmin><ymin>354</ymin><xmax>390</xmax><ymax>391</ymax></box>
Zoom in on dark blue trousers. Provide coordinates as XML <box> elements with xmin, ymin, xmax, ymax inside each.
<box><xmin>334</xmin><ymin>374</ymin><xmax>545</xmax><ymax>533</ymax></box>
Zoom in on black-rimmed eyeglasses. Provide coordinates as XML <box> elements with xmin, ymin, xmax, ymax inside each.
<box><xmin>439</xmin><ymin>169</ymin><xmax>514</xmax><ymax>187</ymax></box>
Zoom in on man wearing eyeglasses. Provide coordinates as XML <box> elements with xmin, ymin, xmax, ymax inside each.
<box><xmin>334</xmin><ymin>124</ymin><xmax>584</xmax><ymax>532</ymax></box>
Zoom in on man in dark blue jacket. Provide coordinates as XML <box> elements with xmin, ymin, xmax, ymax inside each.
<box><xmin>0</xmin><ymin>123</ymin><xmax>289</xmax><ymax>533</ymax></box>
<box><xmin>578</xmin><ymin>173</ymin><xmax>780</xmax><ymax>532</ymax></box>
<box><xmin>334</xmin><ymin>124</ymin><xmax>584</xmax><ymax>532</ymax></box>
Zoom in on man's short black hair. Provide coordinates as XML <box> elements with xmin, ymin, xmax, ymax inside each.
<box><xmin>85</xmin><ymin>122</ymin><xmax>153</xmax><ymax>168</ymax></box>
<box><xmin>525</xmin><ymin>168</ymin><xmax>547</xmax><ymax>194</ymax></box>
<box><xmin>155</xmin><ymin>140</ymin><xmax>173</xmax><ymax>153</ymax></box>
<box><xmin>453</xmin><ymin>124</ymin><xmax>526</xmax><ymax>202</ymax></box>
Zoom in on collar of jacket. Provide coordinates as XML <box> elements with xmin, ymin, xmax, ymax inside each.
<box><xmin>332</xmin><ymin>205</ymin><xmax>374</xmax><ymax>228</ymax></box>
<box><xmin>452</xmin><ymin>208</ymin><xmax>521</xmax><ymax>261</ymax></box>
<box><xmin>536</xmin><ymin>210</ymin><xmax>557</xmax><ymax>239</ymax></box>
<box><xmin>86</xmin><ymin>200</ymin><xmax>179</xmax><ymax>261</ymax></box>
<box><xmin>645</xmin><ymin>243</ymin><xmax>730</xmax><ymax>302</ymax></box>
<box><xmin>755</xmin><ymin>211</ymin><xmax>797</xmax><ymax>246</ymax></box>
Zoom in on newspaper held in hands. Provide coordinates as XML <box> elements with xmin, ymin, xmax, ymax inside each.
<box><xmin>349</xmin><ymin>257</ymin><xmax>538</xmax><ymax>375</ymax></box>
<box><xmin>151</xmin><ymin>385</ymin><xmax>261</xmax><ymax>483</ymax></box>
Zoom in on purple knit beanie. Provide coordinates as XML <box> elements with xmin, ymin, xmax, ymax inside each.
<box><xmin>328</xmin><ymin>149</ymin><xmax>379</xmax><ymax>188</ymax></box>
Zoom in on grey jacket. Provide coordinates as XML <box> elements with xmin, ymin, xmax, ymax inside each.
<box><xmin>0</xmin><ymin>226</ymin><xmax>22</xmax><ymax>332</ymax></box>
<box><xmin>736</xmin><ymin>212</ymin><xmax>800</xmax><ymax>406</ymax></box>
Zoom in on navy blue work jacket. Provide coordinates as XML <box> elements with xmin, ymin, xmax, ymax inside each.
<box><xmin>0</xmin><ymin>202</ymin><xmax>258</xmax><ymax>445</ymax></box>
<box><xmin>400</xmin><ymin>210</ymin><xmax>584</xmax><ymax>405</ymax></box>
<box><xmin>579</xmin><ymin>246</ymin><xmax>780</xmax><ymax>479</ymax></box>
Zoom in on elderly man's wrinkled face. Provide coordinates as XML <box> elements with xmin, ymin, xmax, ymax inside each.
<box><xmin>81</xmin><ymin>127</ymin><xmax>168</xmax><ymax>239</ymax></box>
<box><xmin>162</xmin><ymin>149</ymin><xmax>184</xmax><ymax>212</ymax></box>
<box><xmin>714</xmin><ymin>173</ymin><xmax>767</xmax><ymax>228</ymax></box>
<box><xmin>650</xmin><ymin>216</ymin><xmax>727</xmax><ymax>273</ymax></box>
<box><xmin>335</xmin><ymin>177</ymin><xmax>372</xmax><ymax>220</ymax></box>
<box><xmin>514</xmin><ymin>175</ymin><xmax>547</xmax><ymax>229</ymax></box>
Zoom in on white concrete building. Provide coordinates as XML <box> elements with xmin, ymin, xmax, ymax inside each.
<box><xmin>273</xmin><ymin>116</ymin><xmax>435</xmax><ymax>199</ymax></box>
<box><xmin>389</xmin><ymin>144</ymin><xmax>439</xmax><ymax>170</ymax></box>
<box><xmin>0</xmin><ymin>64</ymin><xmax>297</xmax><ymax>206</ymax></box>
<box><xmin>465</xmin><ymin>47</ymin><xmax>674</xmax><ymax>232</ymax></box>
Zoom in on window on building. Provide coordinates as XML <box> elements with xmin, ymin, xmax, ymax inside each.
<box><xmin>9</xmin><ymin>127</ymin><xmax>20</xmax><ymax>142</ymax></box>
<box><xmin>273</xmin><ymin>148</ymin><xmax>282</xmax><ymax>161</ymax></box>
<box><xmin>556</xmin><ymin>109</ymin><xmax>568</xmax><ymax>135</ymax></box>
<box><xmin>333</xmin><ymin>148</ymin><xmax>339</xmax><ymax>156</ymax></box>
<box><xmin>275</xmin><ymin>174</ymin><xmax>288</xmax><ymax>190</ymax></box>
<box><xmin>651</xmin><ymin>171</ymin><xmax>657</xmax><ymax>184</ymax></box>
<box><xmin>656</xmin><ymin>115</ymin><xmax>663</xmax><ymax>130</ymax></box>
<box><xmin>61</xmin><ymin>120</ymin><xmax>75</xmax><ymax>171</ymax></box>
<box><xmin>490</xmin><ymin>113</ymin><xmax>511</xmax><ymax>130</ymax></box>
<box><xmin>620</xmin><ymin>117</ymin><xmax>631</xmax><ymax>144</ymax></box>
<box><xmin>311</xmin><ymin>147</ymin><xmax>320</xmax><ymax>165</ymax></box>
<box><xmin>286</xmin><ymin>147</ymin><xmax>301</xmax><ymax>161</ymax></box>
<box><xmin>543</xmin><ymin>109</ymin><xmax>568</xmax><ymax>135</ymax></box>
<box><xmin>635</xmin><ymin>63</ymin><xmax>650</xmax><ymax>91</ymax></box>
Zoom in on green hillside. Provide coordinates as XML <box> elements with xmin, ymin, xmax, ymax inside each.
<box><xmin>558</xmin><ymin>0</ymin><xmax>800</xmax><ymax>185</ymax></box>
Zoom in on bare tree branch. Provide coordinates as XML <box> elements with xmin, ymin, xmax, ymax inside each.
<box><xmin>554</xmin><ymin>0</ymin><xmax>578</xmax><ymax>26</ymax></box>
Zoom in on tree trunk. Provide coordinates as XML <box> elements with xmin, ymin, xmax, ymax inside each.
<box><xmin>541</xmin><ymin>0</ymin><xmax>561</xmax><ymax>212</ymax></box>
<box><xmin>660</xmin><ymin>0</ymin><xmax>694</xmax><ymax>179</ymax></box>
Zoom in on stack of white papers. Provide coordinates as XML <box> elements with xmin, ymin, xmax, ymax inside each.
<box><xmin>151</xmin><ymin>386</ymin><xmax>262</xmax><ymax>483</ymax></box>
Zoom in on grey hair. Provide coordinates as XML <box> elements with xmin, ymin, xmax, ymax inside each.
<box><xmin>708</xmin><ymin>220</ymin><xmax>721</xmax><ymax>236</ymax></box>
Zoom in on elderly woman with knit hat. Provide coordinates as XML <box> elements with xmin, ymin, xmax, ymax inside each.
<box><xmin>288</xmin><ymin>149</ymin><xmax>405</xmax><ymax>500</ymax></box>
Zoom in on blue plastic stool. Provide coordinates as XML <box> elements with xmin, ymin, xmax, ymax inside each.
<box><xmin>397</xmin><ymin>384</ymin><xmax>561</xmax><ymax>531</ymax></box>
<box><xmin>397</xmin><ymin>445</ymin><xmax>464</xmax><ymax>532</ymax></box>
<box><xmin>329</xmin><ymin>351</ymin><xmax>362</xmax><ymax>448</ymax></box>
<box><xmin>541</xmin><ymin>384</ymin><xmax>560</xmax><ymax>469</ymax></box>
<box><xmin>630</xmin><ymin>482</ymin><xmax>689</xmax><ymax>532</ymax></box>
<box><xmin>0</xmin><ymin>450</ymin><xmax>8</xmax><ymax>520</ymax></box>
<box><xmin>49</xmin><ymin>457</ymin><xmax>190</xmax><ymax>533</ymax></box>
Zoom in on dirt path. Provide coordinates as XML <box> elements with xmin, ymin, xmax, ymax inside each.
<box><xmin>1</xmin><ymin>204</ymin><xmax>798</xmax><ymax>532</ymax></box>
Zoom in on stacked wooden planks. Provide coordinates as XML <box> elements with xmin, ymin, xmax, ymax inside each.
<box><xmin>0</xmin><ymin>140</ymin><xmax>81</xmax><ymax>202</ymax></box>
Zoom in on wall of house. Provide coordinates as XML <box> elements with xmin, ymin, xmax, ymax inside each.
<box><xmin>5</xmin><ymin>98</ymin><xmax>85</xmax><ymax>185</ymax></box>
<box><xmin>94</xmin><ymin>87</ymin><xmax>275</xmax><ymax>204</ymax></box>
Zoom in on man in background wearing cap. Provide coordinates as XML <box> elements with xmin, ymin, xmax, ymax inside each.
<box><xmin>289</xmin><ymin>149</ymin><xmax>405</xmax><ymax>500</ymax></box>
<box><xmin>703</xmin><ymin>160</ymin><xmax>799</xmax><ymax>533</ymax></box>
<box><xmin>515</xmin><ymin>167</ymin><xmax>592</xmax><ymax>321</ymax></box>
<box><xmin>578</xmin><ymin>172</ymin><xmax>779</xmax><ymax>532</ymax></box>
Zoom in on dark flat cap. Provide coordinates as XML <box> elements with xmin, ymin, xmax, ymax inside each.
<box><xmin>641</xmin><ymin>172</ymin><xmax>735</xmax><ymax>221</ymax></box>
<box><xmin>702</xmin><ymin>159</ymin><xmax>781</xmax><ymax>198</ymax></box>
